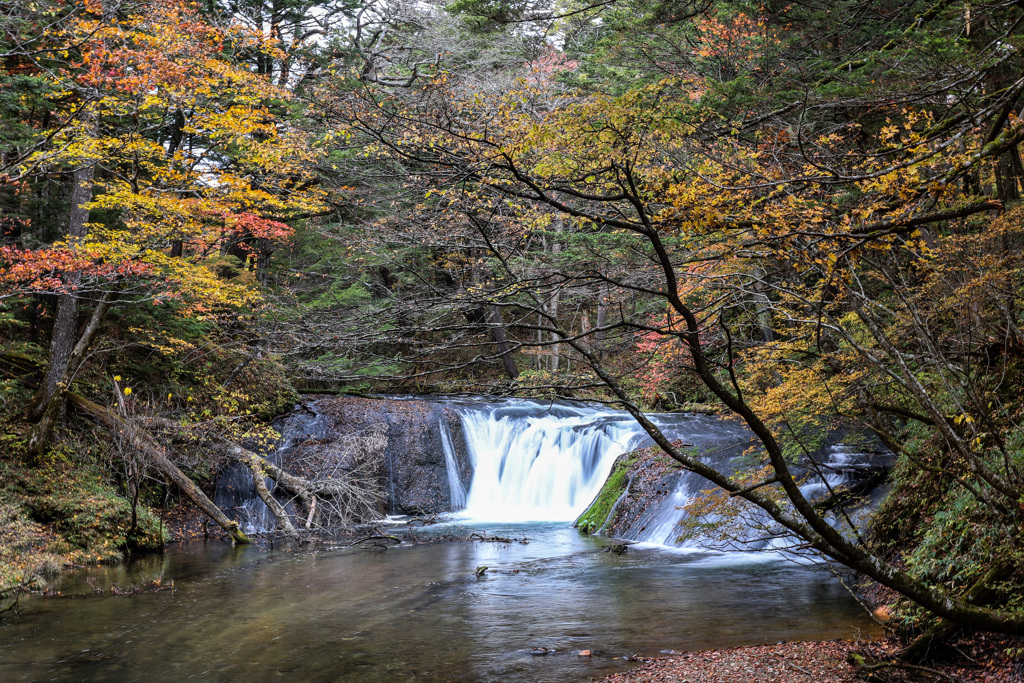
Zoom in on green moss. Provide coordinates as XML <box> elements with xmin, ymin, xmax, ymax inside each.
<box><xmin>575</xmin><ymin>454</ymin><xmax>634</xmax><ymax>535</ymax></box>
<box><xmin>11</xmin><ymin>449</ymin><xmax>166</xmax><ymax>564</ymax></box>
<box><xmin>865</xmin><ymin>422</ymin><xmax>1024</xmax><ymax>634</ymax></box>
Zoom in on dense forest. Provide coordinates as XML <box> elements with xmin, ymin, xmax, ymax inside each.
<box><xmin>3</xmin><ymin>0</ymin><xmax>1024</xmax><ymax>667</ymax></box>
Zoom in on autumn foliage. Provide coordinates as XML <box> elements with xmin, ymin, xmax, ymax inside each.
<box><xmin>2</xmin><ymin>0</ymin><xmax>322</xmax><ymax>311</ymax></box>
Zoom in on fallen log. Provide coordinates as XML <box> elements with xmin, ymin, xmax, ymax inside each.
<box><xmin>214</xmin><ymin>439</ymin><xmax>320</xmax><ymax>527</ymax></box>
<box><xmin>212</xmin><ymin>436</ymin><xmax>383</xmax><ymax>528</ymax></box>
<box><xmin>241</xmin><ymin>456</ymin><xmax>299</xmax><ymax>538</ymax></box>
<box><xmin>141</xmin><ymin>417</ymin><xmax>305</xmax><ymax>535</ymax></box>
<box><xmin>67</xmin><ymin>392</ymin><xmax>252</xmax><ymax>545</ymax></box>
<box><xmin>143</xmin><ymin>417</ymin><xmax>384</xmax><ymax>531</ymax></box>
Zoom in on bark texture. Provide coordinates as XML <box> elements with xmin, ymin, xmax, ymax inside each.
<box><xmin>27</xmin><ymin>289</ymin><xmax>115</xmax><ymax>457</ymax></box>
<box><xmin>27</xmin><ymin>163</ymin><xmax>95</xmax><ymax>423</ymax></box>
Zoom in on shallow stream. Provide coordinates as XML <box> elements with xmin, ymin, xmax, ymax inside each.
<box><xmin>0</xmin><ymin>521</ymin><xmax>878</xmax><ymax>682</ymax></box>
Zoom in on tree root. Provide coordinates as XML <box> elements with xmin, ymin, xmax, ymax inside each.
<box><xmin>848</xmin><ymin>653</ymin><xmax>970</xmax><ymax>682</ymax></box>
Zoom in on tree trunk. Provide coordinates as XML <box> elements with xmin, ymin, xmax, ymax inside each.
<box><xmin>489</xmin><ymin>305</ymin><xmax>519</xmax><ymax>379</ymax></box>
<box><xmin>594</xmin><ymin>281</ymin><xmax>608</xmax><ymax>359</ymax></box>
<box><xmin>548</xmin><ymin>219</ymin><xmax>563</xmax><ymax>371</ymax></box>
<box><xmin>536</xmin><ymin>313</ymin><xmax>544</xmax><ymax>369</ymax></box>
<box><xmin>27</xmin><ymin>163</ymin><xmax>95</xmax><ymax>422</ymax></box>
<box><xmin>996</xmin><ymin>146</ymin><xmax>1023</xmax><ymax>202</ymax></box>
<box><xmin>67</xmin><ymin>393</ymin><xmax>252</xmax><ymax>545</ymax></box>
<box><xmin>902</xmin><ymin>558</ymin><xmax>1016</xmax><ymax>662</ymax></box>
<box><xmin>27</xmin><ymin>289</ymin><xmax>115</xmax><ymax>457</ymax></box>
<box><xmin>469</xmin><ymin>255</ymin><xmax>519</xmax><ymax>379</ymax></box>
<box><xmin>752</xmin><ymin>266</ymin><xmax>775</xmax><ymax>343</ymax></box>
<box><xmin>548</xmin><ymin>286</ymin><xmax>561</xmax><ymax>372</ymax></box>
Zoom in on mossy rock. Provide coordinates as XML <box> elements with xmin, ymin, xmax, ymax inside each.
<box><xmin>575</xmin><ymin>454</ymin><xmax>634</xmax><ymax>535</ymax></box>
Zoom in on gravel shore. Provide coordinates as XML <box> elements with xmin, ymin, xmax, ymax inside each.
<box><xmin>597</xmin><ymin>636</ymin><xmax>1024</xmax><ymax>682</ymax></box>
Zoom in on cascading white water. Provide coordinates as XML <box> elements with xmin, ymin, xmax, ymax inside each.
<box><xmin>226</xmin><ymin>397</ymin><xmax>883</xmax><ymax>549</ymax></box>
<box><xmin>622</xmin><ymin>441</ymin><xmax>880</xmax><ymax>550</ymax></box>
<box><xmin>439</xmin><ymin>399</ymin><xmax>883</xmax><ymax>550</ymax></box>
<box><xmin>798</xmin><ymin>444</ymin><xmax>857</xmax><ymax>500</ymax></box>
<box><xmin>439</xmin><ymin>400</ymin><xmax>759</xmax><ymax>527</ymax></box>
<box><xmin>448</xmin><ymin>401</ymin><xmax>645</xmax><ymax>522</ymax></box>
<box><xmin>439</xmin><ymin>421</ymin><xmax>467</xmax><ymax>510</ymax></box>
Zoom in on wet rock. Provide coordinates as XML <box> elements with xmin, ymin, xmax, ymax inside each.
<box><xmin>216</xmin><ymin>396</ymin><xmax>475</xmax><ymax>529</ymax></box>
<box><xmin>298</xmin><ymin>396</ymin><xmax>473</xmax><ymax>516</ymax></box>
<box><xmin>578</xmin><ymin>425</ymin><xmax>893</xmax><ymax>548</ymax></box>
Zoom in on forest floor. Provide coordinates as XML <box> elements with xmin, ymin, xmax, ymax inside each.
<box><xmin>598</xmin><ymin>635</ymin><xmax>1024</xmax><ymax>682</ymax></box>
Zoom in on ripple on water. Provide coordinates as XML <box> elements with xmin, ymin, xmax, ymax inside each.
<box><xmin>0</xmin><ymin>522</ymin><xmax>879</xmax><ymax>683</ymax></box>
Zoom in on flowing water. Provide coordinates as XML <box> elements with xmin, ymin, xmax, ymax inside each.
<box><xmin>0</xmin><ymin>398</ymin><xmax>883</xmax><ymax>681</ymax></box>
<box><xmin>443</xmin><ymin>398</ymin><xmax>757</xmax><ymax>530</ymax></box>
<box><xmin>0</xmin><ymin>524</ymin><xmax>877</xmax><ymax>682</ymax></box>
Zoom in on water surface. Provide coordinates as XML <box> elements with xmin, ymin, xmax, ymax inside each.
<box><xmin>0</xmin><ymin>522</ymin><xmax>877</xmax><ymax>682</ymax></box>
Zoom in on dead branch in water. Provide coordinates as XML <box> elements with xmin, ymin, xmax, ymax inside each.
<box><xmin>145</xmin><ymin>417</ymin><xmax>387</xmax><ymax>532</ymax></box>
<box><xmin>343</xmin><ymin>534</ymin><xmax>402</xmax><ymax>548</ymax></box>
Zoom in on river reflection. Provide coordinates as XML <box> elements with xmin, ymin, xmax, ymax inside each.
<box><xmin>0</xmin><ymin>522</ymin><xmax>878</xmax><ymax>682</ymax></box>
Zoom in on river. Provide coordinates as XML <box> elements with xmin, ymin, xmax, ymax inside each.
<box><xmin>0</xmin><ymin>521</ymin><xmax>877</xmax><ymax>682</ymax></box>
<box><xmin>0</xmin><ymin>398</ymin><xmax>881</xmax><ymax>681</ymax></box>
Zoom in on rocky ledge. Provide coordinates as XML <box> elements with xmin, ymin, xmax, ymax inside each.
<box><xmin>308</xmin><ymin>395</ymin><xmax>472</xmax><ymax>515</ymax></box>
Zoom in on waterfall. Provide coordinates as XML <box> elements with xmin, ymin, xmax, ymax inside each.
<box><xmin>439</xmin><ymin>421</ymin><xmax>467</xmax><ymax>510</ymax></box>
<box><xmin>441</xmin><ymin>399</ymin><xmax>883</xmax><ymax>550</ymax></box>
<box><xmin>447</xmin><ymin>401</ymin><xmax>646</xmax><ymax>522</ymax></box>
<box><xmin>441</xmin><ymin>400</ymin><xmax>759</xmax><ymax>526</ymax></box>
<box><xmin>218</xmin><ymin>396</ymin><xmax>885</xmax><ymax>548</ymax></box>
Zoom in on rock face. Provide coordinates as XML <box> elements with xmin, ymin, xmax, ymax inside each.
<box><xmin>576</xmin><ymin>427</ymin><xmax>893</xmax><ymax>547</ymax></box>
<box><xmin>309</xmin><ymin>396</ymin><xmax>472</xmax><ymax>515</ymax></box>
<box><xmin>600</xmin><ymin>446</ymin><xmax>686</xmax><ymax>540</ymax></box>
<box><xmin>574</xmin><ymin>444</ymin><xmax>692</xmax><ymax>541</ymax></box>
<box><xmin>213</xmin><ymin>405</ymin><xmax>334</xmax><ymax>530</ymax></box>
<box><xmin>216</xmin><ymin>396</ymin><xmax>473</xmax><ymax>530</ymax></box>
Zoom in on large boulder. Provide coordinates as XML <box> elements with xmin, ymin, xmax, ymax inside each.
<box><xmin>287</xmin><ymin>396</ymin><xmax>472</xmax><ymax>516</ymax></box>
